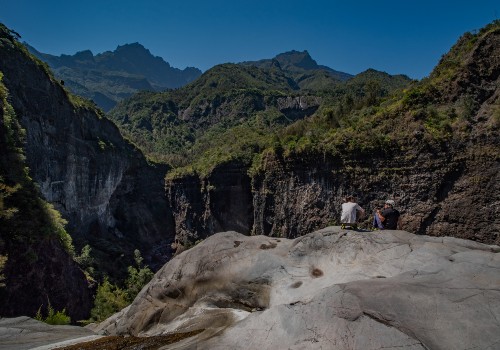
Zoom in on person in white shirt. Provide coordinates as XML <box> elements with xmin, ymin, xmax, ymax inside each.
<box><xmin>340</xmin><ymin>195</ymin><xmax>365</xmax><ymax>229</ymax></box>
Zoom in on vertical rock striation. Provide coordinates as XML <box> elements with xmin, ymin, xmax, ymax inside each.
<box><xmin>0</xmin><ymin>27</ymin><xmax>175</xmax><ymax>276</ymax></box>
<box><xmin>166</xmin><ymin>123</ymin><xmax>498</xmax><ymax>245</ymax></box>
<box><xmin>167</xmin><ymin>162</ymin><xmax>253</xmax><ymax>245</ymax></box>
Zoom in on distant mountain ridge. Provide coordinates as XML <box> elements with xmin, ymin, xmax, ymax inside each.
<box><xmin>241</xmin><ymin>50</ymin><xmax>353</xmax><ymax>82</ymax></box>
<box><xmin>26</xmin><ymin>43</ymin><xmax>202</xmax><ymax>111</ymax></box>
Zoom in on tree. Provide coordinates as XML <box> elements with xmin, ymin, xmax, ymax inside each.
<box><xmin>87</xmin><ymin>250</ymin><xmax>153</xmax><ymax>323</ymax></box>
<box><xmin>90</xmin><ymin>277</ymin><xmax>128</xmax><ymax>323</ymax></box>
<box><xmin>125</xmin><ymin>249</ymin><xmax>154</xmax><ymax>301</ymax></box>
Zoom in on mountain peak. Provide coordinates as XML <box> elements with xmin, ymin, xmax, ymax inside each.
<box><xmin>115</xmin><ymin>42</ymin><xmax>149</xmax><ymax>54</ymax></box>
<box><xmin>72</xmin><ymin>49</ymin><xmax>94</xmax><ymax>61</ymax></box>
<box><xmin>275</xmin><ymin>50</ymin><xmax>317</xmax><ymax>69</ymax></box>
<box><xmin>241</xmin><ymin>50</ymin><xmax>352</xmax><ymax>81</ymax></box>
<box><xmin>27</xmin><ymin>42</ymin><xmax>202</xmax><ymax>111</ymax></box>
<box><xmin>274</xmin><ymin>50</ymin><xmax>318</xmax><ymax>70</ymax></box>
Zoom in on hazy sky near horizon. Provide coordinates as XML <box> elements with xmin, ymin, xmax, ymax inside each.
<box><xmin>0</xmin><ymin>0</ymin><xmax>498</xmax><ymax>79</ymax></box>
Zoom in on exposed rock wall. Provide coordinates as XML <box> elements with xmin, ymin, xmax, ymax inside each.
<box><xmin>0</xmin><ymin>239</ymin><xmax>93</xmax><ymax>322</ymax></box>
<box><xmin>0</xmin><ymin>33</ymin><xmax>175</xmax><ymax>271</ymax></box>
<box><xmin>0</xmin><ymin>79</ymin><xmax>92</xmax><ymax>321</ymax></box>
<box><xmin>251</xmin><ymin>144</ymin><xmax>499</xmax><ymax>244</ymax></box>
<box><xmin>167</xmin><ymin>162</ymin><xmax>253</xmax><ymax>244</ymax></box>
<box><xmin>177</xmin><ymin>93</ymin><xmax>320</xmax><ymax>127</ymax></box>
<box><xmin>166</xmin><ymin>125</ymin><xmax>499</xmax><ymax>245</ymax></box>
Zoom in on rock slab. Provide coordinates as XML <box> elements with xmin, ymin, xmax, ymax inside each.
<box><xmin>92</xmin><ymin>228</ymin><xmax>500</xmax><ymax>349</ymax></box>
<box><xmin>0</xmin><ymin>316</ymin><xmax>100</xmax><ymax>350</ymax></box>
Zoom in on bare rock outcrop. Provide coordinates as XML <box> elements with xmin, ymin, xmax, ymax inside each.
<box><xmin>0</xmin><ymin>317</ymin><xmax>101</xmax><ymax>350</ymax></box>
<box><xmin>0</xmin><ymin>25</ymin><xmax>175</xmax><ymax>274</ymax></box>
<box><xmin>92</xmin><ymin>228</ymin><xmax>500</xmax><ymax>349</ymax></box>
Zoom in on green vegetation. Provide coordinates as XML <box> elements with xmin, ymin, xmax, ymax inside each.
<box><xmin>432</xmin><ymin>20</ymin><xmax>500</xmax><ymax>84</ymax></box>
<box><xmin>109</xmin><ymin>60</ymin><xmax>412</xmax><ymax>179</ymax></box>
<box><xmin>124</xmin><ymin>249</ymin><xmax>154</xmax><ymax>301</ymax></box>
<box><xmin>35</xmin><ymin>303</ymin><xmax>71</xmax><ymax>325</ymax></box>
<box><xmin>113</xmin><ymin>20</ymin><xmax>500</xmax><ymax>184</ymax></box>
<box><xmin>0</xmin><ymin>254</ymin><xmax>6</xmax><ymax>288</ymax></box>
<box><xmin>0</xmin><ymin>72</ymin><xmax>75</xmax><ymax>256</ymax></box>
<box><xmin>86</xmin><ymin>249</ymin><xmax>153</xmax><ymax>323</ymax></box>
<box><xmin>66</xmin><ymin>92</ymin><xmax>103</xmax><ymax>115</ymax></box>
<box><xmin>89</xmin><ymin>277</ymin><xmax>129</xmax><ymax>323</ymax></box>
<box><xmin>74</xmin><ymin>244</ymin><xmax>96</xmax><ymax>282</ymax></box>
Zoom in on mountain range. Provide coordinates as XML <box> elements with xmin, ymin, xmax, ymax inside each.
<box><xmin>0</xmin><ymin>19</ymin><xmax>499</xmax><ymax>331</ymax></box>
<box><xmin>107</xmin><ymin>55</ymin><xmax>410</xmax><ymax>165</ymax></box>
<box><xmin>26</xmin><ymin>42</ymin><xmax>202</xmax><ymax>111</ymax></box>
<box><xmin>28</xmin><ymin>44</ymin><xmax>360</xmax><ymax>113</ymax></box>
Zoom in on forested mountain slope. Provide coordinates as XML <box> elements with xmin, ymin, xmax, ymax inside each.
<box><xmin>108</xmin><ymin>59</ymin><xmax>410</xmax><ymax>168</ymax></box>
<box><xmin>162</xmin><ymin>21</ymin><xmax>499</xmax><ymax>246</ymax></box>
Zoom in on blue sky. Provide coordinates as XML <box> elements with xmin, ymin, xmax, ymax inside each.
<box><xmin>0</xmin><ymin>0</ymin><xmax>498</xmax><ymax>79</ymax></box>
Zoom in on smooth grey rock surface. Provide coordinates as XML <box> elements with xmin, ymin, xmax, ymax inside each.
<box><xmin>0</xmin><ymin>316</ymin><xmax>100</xmax><ymax>350</ymax></box>
<box><xmin>91</xmin><ymin>227</ymin><xmax>500</xmax><ymax>349</ymax></box>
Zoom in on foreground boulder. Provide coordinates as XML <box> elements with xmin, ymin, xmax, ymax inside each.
<box><xmin>90</xmin><ymin>228</ymin><xmax>500</xmax><ymax>349</ymax></box>
<box><xmin>0</xmin><ymin>317</ymin><xmax>100</xmax><ymax>350</ymax></box>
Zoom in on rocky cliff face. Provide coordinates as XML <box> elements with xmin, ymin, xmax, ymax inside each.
<box><xmin>0</xmin><ymin>27</ymin><xmax>175</xmax><ymax>276</ymax></box>
<box><xmin>0</xmin><ymin>42</ymin><xmax>92</xmax><ymax>320</ymax></box>
<box><xmin>167</xmin><ymin>162</ymin><xmax>253</xmax><ymax>244</ymax></box>
<box><xmin>166</xmin><ymin>25</ymin><xmax>500</xmax><ymax>246</ymax></box>
<box><xmin>0</xmin><ymin>239</ymin><xmax>93</xmax><ymax>322</ymax></box>
<box><xmin>250</xmin><ymin>144</ymin><xmax>499</xmax><ymax>243</ymax></box>
<box><xmin>167</xmin><ymin>141</ymin><xmax>498</xmax><ymax>247</ymax></box>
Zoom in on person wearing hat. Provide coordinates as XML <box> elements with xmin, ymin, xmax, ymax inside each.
<box><xmin>340</xmin><ymin>195</ymin><xmax>365</xmax><ymax>229</ymax></box>
<box><xmin>376</xmin><ymin>199</ymin><xmax>401</xmax><ymax>230</ymax></box>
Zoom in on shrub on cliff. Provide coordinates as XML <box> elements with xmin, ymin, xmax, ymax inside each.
<box><xmin>35</xmin><ymin>303</ymin><xmax>71</xmax><ymax>325</ymax></box>
<box><xmin>125</xmin><ymin>249</ymin><xmax>154</xmax><ymax>300</ymax></box>
<box><xmin>88</xmin><ymin>250</ymin><xmax>153</xmax><ymax>323</ymax></box>
<box><xmin>90</xmin><ymin>277</ymin><xmax>129</xmax><ymax>323</ymax></box>
<box><xmin>0</xmin><ymin>73</ymin><xmax>74</xmax><ymax>256</ymax></box>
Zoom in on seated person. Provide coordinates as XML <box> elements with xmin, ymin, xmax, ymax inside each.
<box><xmin>375</xmin><ymin>199</ymin><xmax>401</xmax><ymax>230</ymax></box>
<box><xmin>372</xmin><ymin>206</ymin><xmax>384</xmax><ymax>229</ymax></box>
<box><xmin>341</xmin><ymin>196</ymin><xmax>365</xmax><ymax>229</ymax></box>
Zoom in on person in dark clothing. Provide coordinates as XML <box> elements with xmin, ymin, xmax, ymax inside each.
<box><xmin>376</xmin><ymin>199</ymin><xmax>401</xmax><ymax>230</ymax></box>
<box><xmin>372</xmin><ymin>206</ymin><xmax>384</xmax><ymax>229</ymax></box>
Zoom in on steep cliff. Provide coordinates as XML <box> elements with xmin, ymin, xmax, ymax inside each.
<box><xmin>166</xmin><ymin>22</ymin><xmax>499</xmax><ymax>246</ymax></box>
<box><xmin>0</xmin><ymin>63</ymin><xmax>92</xmax><ymax>320</ymax></box>
<box><xmin>0</xmin><ymin>25</ymin><xmax>175</xmax><ymax>281</ymax></box>
<box><xmin>167</xmin><ymin>162</ymin><xmax>253</xmax><ymax>244</ymax></box>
